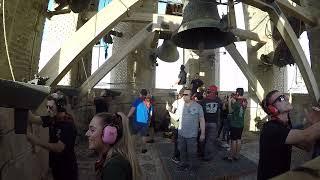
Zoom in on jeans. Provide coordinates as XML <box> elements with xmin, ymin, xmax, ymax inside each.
<box><xmin>178</xmin><ymin>135</ymin><xmax>198</xmax><ymax>170</ymax></box>
<box><xmin>173</xmin><ymin>128</ymin><xmax>180</xmax><ymax>158</ymax></box>
<box><xmin>204</xmin><ymin>123</ymin><xmax>218</xmax><ymax>159</ymax></box>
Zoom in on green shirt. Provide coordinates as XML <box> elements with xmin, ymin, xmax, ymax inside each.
<box><xmin>101</xmin><ymin>154</ymin><xmax>132</xmax><ymax>180</ymax></box>
<box><xmin>230</xmin><ymin>100</ymin><xmax>246</xmax><ymax>128</ymax></box>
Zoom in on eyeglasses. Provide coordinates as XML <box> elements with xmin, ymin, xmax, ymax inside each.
<box><xmin>183</xmin><ymin>93</ymin><xmax>190</xmax><ymax>96</ymax></box>
<box><xmin>272</xmin><ymin>94</ymin><xmax>287</xmax><ymax>105</ymax></box>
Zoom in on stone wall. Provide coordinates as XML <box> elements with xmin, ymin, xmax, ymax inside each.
<box><xmin>0</xmin><ymin>0</ymin><xmax>50</xmax><ymax>179</ymax></box>
<box><xmin>0</xmin><ymin>106</ymin><xmax>49</xmax><ymax>180</ymax></box>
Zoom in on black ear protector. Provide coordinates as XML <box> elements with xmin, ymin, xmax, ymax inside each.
<box><xmin>50</xmin><ymin>92</ymin><xmax>67</xmax><ymax>112</ymax></box>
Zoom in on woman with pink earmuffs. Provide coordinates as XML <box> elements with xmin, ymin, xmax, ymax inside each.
<box><xmin>85</xmin><ymin>112</ymin><xmax>141</xmax><ymax>180</ymax></box>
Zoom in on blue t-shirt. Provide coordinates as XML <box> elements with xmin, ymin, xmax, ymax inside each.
<box><xmin>132</xmin><ymin>98</ymin><xmax>153</xmax><ymax>125</ymax></box>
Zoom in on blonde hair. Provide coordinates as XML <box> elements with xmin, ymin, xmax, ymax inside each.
<box><xmin>98</xmin><ymin>112</ymin><xmax>141</xmax><ymax>180</ymax></box>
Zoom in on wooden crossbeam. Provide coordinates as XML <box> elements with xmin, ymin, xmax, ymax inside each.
<box><xmin>79</xmin><ymin>23</ymin><xmax>154</xmax><ymax>97</ymax></box>
<box><xmin>38</xmin><ymin>0</ymin><xmax>143</xmax><ymax>86</ymax></box>
<box><xmin>240</xmin><ymin>0</ymin><xmax>317</xmax><ymax>26</ymax></box>
<box><xmin>225</xmin><ymin>44</ymin><xmax>265</xmax><ymax>102</ymax></box>
<box><xmin>241</xmin><ymin>0</ymin><xmax>319</xmax><ymax>102</ymax></box>
<box><xmin>231</xmin><ymin>28</ymin><xmax>268</xmax><ymax>43</ymax></box>
<box><xmin>276</xmin><ymin>0</ymin><xmax>317</xmax><ymax>26</ymax></box>
<box><xmin>269</xmin><ymin>2</ymin><xmax>319</xmax><ymax>102</ymax></box>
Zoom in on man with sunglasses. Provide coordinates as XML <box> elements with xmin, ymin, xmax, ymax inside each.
<box><xmin>26</xmin><ymin>92</ymin><xmax>78</xmax><ymax>180</ymax></box>
<box><xmin>258</xmin><ymin>90</ymin><xmax>320</xmax><ymax>180</ymax></box>
<box><xmin>167</xmin><ymin>89</ymin><xmax>205</xmax><ymax>174</ymax></box>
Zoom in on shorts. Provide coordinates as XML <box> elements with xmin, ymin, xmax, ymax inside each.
<box><xmin>133</xmin><ymin>122</ymin><xmax>148</xmax><ymax>136</ymax></box>
<box><xmin>230</xmin><ymin>127</ymin><xmax>243</xmax><ymax>140</ymax></box>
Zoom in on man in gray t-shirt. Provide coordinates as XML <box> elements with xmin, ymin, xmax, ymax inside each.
<box><xmin>168</xmin><ymin>89</ymin><xmax>205</xmax><ymax>172</ymax></box>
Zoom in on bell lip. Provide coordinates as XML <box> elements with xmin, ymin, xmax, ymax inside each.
<box><xmin>171</xmin><ymin>18</ymin><xmax>236</xmax><ymax>49</ymax></box>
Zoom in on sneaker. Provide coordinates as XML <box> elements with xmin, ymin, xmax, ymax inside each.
<box><xmin>171</xmin><ymin>157</ymin><xmax>180</xmax><ymax>164</ymax></box>
<box><xmin>221</xmin><ymin>143</ymin><xmax>230</xmax><ymax>148</ymax></box>
<box><xmin>234</xmin><ymin>155</ymin><xmax>240</xmax><ymax>161</ymax></box>
<box><xmin>146</xmin><ymin>139</ymin><xmax>155</xmax><ymax>143</ymax></box>
<box><xmin>141</xmin><ymin>149</ymin><xmax>148</xmax><ymax>153</ymax></box>
<box><xmin>223</xmin><ymin>156</ymin><xmax>233</xmax><ymax>162</ymax></box>
<box><xmin>202</xmin><ymin>156</ymin><xmax>213</xmax><ymax>162</ymax></box>
<box><xmin>176</xmin><ymin>165</ymin><xmax>189</xmax><ymax>172</ymax></box>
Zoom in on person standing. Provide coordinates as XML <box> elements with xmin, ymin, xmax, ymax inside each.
<box><xmin>94</xmin><ymin>90</ymin><xmax>111</xmax><ymax>114</ymax></box>
<box><xmin>199</xmin><ymin>85</ymin><xmax>222</xmax><ymax>161</ymax></box>
<box><xmin>27</xmin><ymin>92</ymin><xmax>78</xmax><ymax>180</ymax></box>
<box><xmin>190</xmin><ymin>73</ymin><xmax>204</xmax><ymax>96</ymax></box>
<box><xmin>175</xmin><ymin>65</ymin><xmax>187</xmax><ymax>93</ymax></box>
<box><xmin>224</xmin><ymin>88</ymin><xmax>247</xmax><ymax>161</ymax></box>
<box><xmin>166</xmin><ymin>88</ymin><xmax>185</xmax><ymax>163</ymax></box>
<box><xmin>127</xmin><ymin>89</ymin><xmax>153</xmax><ymax>153</ymax></box>
<box><xmin>168</xmin><ymin>89</ymin><xmax>205</xmax><ymax>173</ymax></box>
<box><xmin>257</xmin><ymin>90</ymin><xmax>320</xmax><ymax>179</ymax></box>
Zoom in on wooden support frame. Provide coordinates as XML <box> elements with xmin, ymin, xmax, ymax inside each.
<box><xmin>79</xmin><ymin>23</ymin><xmax>154</xmax><ymax>96</ymax></box>
<box><xmin>38</xmin><ymin>0</ymin><xmax>143</xmax><ymax>86</ymax></box>
<box><xmin>39</xmin><ymin>8</ymin><xmax>266</xmax><ymax>88</ymax></box>
<box><xmin>225</xmin><ymin>44</ymin><xmax>265</xmax><ymax>102</ymax></box>
<box><xmin>124</xmin><ymin>13</ymin><xmax>267</xmax><ymax>43</ymax></box>
<box><xmin>275</xmin><ymin>0</ymin><xmax>317</xmax><ymax>26</ymax></box>
<box><xmin>242</xmin><ymin>0</ymin><xmax>319</xmax><ymax>102</ymax></box>
<box><xmin>269</xmin><ymin>2</ymin><xmax>319</xmax><ymax>102</ymax></box>
<box><xmin>241</xmin><ymin>0</ymin><xmax>317</xmax><ymax>26</ymax></box>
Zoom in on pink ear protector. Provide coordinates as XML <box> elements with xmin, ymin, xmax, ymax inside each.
<box><xmin>101</xmin><ymin>113</ymin><xmax>123</xmax><ymax>145</ymax></box>
<box><xmin>102</xmin><ymin>126</ymin><xmax>118</xmax><ymax>144</ymax></box>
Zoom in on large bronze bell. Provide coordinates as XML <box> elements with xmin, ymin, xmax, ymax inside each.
<box><xmin>156</xmin><ymin>40</ymin><xmax>180</xmax><ymax>63</ymax></box>
<box><xmin>172</xmin><ymin>0</ymin><xmax>236</xmax><ymax>49</ymax></box>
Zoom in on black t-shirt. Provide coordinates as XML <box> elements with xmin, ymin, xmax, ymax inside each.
<box><xmin>257</xmin><ymin>120</ymin><xmax>291</xmax><ymax>180</ymax></box>
<box><xmin>191</xmin><ymin>78</ymin><xmax>203</xmax><ymax>92</ymax></box>
<box><xmin>101</xmin><ymin>153</ymin><xmax>132</xmax><ymax>180</ymax></box>
<box><xmin>178</xmin><ymin>70</ymin><xmax>187</xmax><ymax>85</ymax></box>
<box><xmin>200</xmin><ymin>97</ymin><xmax>222</xmax><ymax>123</ymax></box>
<box><xmin>94</xmin><ymin>97</ymin><xmax>109</xmax><ymax>113</ymax></box>
<box><xmin>41</xmin><ymin>115</ymin><xmax>78</xmax><ymax>180</ymax></box>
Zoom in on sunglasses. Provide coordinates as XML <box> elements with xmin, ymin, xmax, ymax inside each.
<box><xmin>183</xmin><ymin>93</ymin><xmax>190</xmax><ymax>96</ymax></box>
<box><xmin>46</xmin><ymin>105</ymin><xmax>54</xmax><ymax>110</ymax></box>
<box><xmin>272</xmin><ymin>94</ymin><xmax>287</xmax><ymax>105</ymax></box>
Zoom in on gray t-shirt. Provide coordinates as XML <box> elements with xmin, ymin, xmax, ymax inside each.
<box><xmin>177</xmin><ymin>101</ymin><xmax>204</xmax><ymax>138</ymax></box>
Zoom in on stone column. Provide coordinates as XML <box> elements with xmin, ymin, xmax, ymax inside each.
<box><xmin>111</xmin><ymin>1</ymin><xmax>157</xmax><ymax>90</ymax></box>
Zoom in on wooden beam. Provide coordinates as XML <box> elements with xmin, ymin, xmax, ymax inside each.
<box><xmin>276</xmin><ymin>0</ymin><xmax>317</xmax><ymax>26</ymax></box>
<box><xmin>79</xmin><ymin>23</ymin><xmax>154</xmax><ymax>97</ymax></box>
<box><xmin>225</xmin><ymin>43</ymin><xmax>265</xmax><ymax>102</ymax></box>
<box><xmin>269</xmin><ymin>2</ymin><xmax>320</xmax><ymax>102</ymax></box>
<box><xmin>38</xmin><ymin>0</ymin><xmax>143</xmax><ymax>86</ymax></box>
<box><xmin>124</xmin><ymin>13</ymin><xmax>267</xmax><ymax>43</ymax></box>
<box><xmin>241</xmin><ymin>0</ymin><xmax>317</xmax><ymax>26</ymax></box>
<box><xmin>231</xmin><ymin>28</ymin><xmax>268</xmax><ymax>43</ymax></box>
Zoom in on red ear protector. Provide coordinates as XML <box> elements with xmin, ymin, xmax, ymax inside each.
<box><xmin>262</xmin><ymin>97</ymin><xmax>279</xmax><ymax>116</ymax></box>
<box><xmin>267</xmin><ymin>105</ymin><xmax>279</xmax><ymax>116</ymax></box>
<box><xmin>102</xmin><ymin>113</ymin><xmax>123</xmax><ymax>145</ymax></box>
